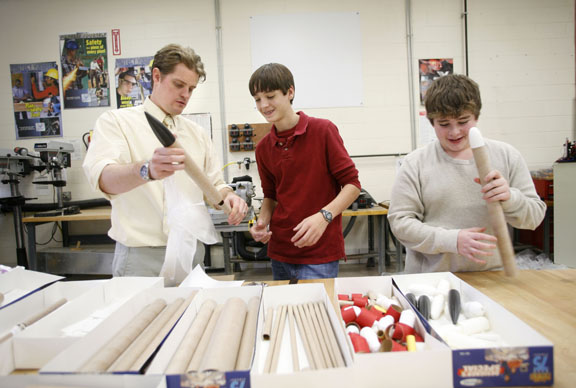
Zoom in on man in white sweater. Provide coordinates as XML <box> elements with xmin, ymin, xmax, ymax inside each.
<box><xmin>388</xmin><ymin>74</ymin><xmax>546</xmax><ymax>273</ymax></box>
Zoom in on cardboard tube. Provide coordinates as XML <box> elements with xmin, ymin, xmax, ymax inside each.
<box><xmin>235</xmin><ymin>296</ymin><xmax>261</xmax><ymax>370</ymax></box>
<box><xmin>270</xmin><ymin>304</ymin><xmax>288</xmax><ymax>373</ymax></box>
<box><xmin>299</xmin><ymin>303</ymin><xmax>325</xmax><ymax>369</ymax></box>
<box><xmin>80</xmin><ymin>299</ymin><xmax>167</xmax><ymax>372</ymax></box>
<box><xmin>292</xmin><ymin>303</ymin><xmax>316</xmax><ymax>370</ymax></box>
<box><xmin>262</xmin><ymin>306</ymin><xmax>274</xmax><ymax>340</ymax></box>
<box><xmin>317</xmin><ymin>302</ymin><xmax>346</xmax><ymax>368</ymax></box>
<box><xmin>187</xmin><ymin>304</ymin><xmax>223</xmax><ymax>371</ymax></box>
<box><xmin>130</xmin><ymin>291</ymin><xmax>197</xmax><ymax>370</ymax></box>
<box><xmin>469</xmin><ymin>127</ymin><xmax>517</xmax><ymax>277</ymax></box>
<box><xmin>20</xmin><ymin>298</ymin><xmax>67</xmax><ymax>328</ymax></box>
<box><xmin>200</xmin><ymin>297</ymin><xmax>247</xmax><ymax>371</ymax></box>
<box><xmin>165</xmin><ymin>298</ymin><xmax>217</xmax><ymax>374</ymax></box>
<box><xmin>173</xmin><ymin>138</ymin><xmax>231</xmax><ymax>214</ymax></box>
<box><xmin>108</xmin><ymin>298</ymin><xmax>185</xmax><ymax>372</ymax></box>
<box><xmin>287</xmin><ymin>305</ymin><xmax>300</xmax><ymax>372</ymax></box>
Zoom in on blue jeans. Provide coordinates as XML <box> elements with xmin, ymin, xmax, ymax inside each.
<box><xmin>270</xmin><ymin>260</ymin><xmax>340</xmax><ymax>280</ymax></box>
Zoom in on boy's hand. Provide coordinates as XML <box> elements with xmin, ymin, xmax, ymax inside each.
<box><xmin>250</xmin><ymin>220</ymin><xmax>272</xmax><ymax>243</ymax></box>
<box><xmin>474</xmin><ymin>169</ymin><xmax>510</xmax><ymax>202</ymax></box>
<box><xmin>457</xmin><ymin>227</ymin><xmax>496</xmax><ymax>264</ymax></box>
<box><xmin>291</xmin><ymin>213</ymin><xmax>329</xmax><ymax>248</ymax></box>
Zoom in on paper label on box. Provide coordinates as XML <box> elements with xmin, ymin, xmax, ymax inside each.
<box><xmin>452</xmin><ymin>346</ymin><xmax>553</xmax><ymax>387</ymax></box>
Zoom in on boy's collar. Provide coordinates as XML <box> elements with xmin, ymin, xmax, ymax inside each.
<box><xmin>271</xmin><ymin>111</ymin><xmax>308</xmax><ymax>139</ymax></box>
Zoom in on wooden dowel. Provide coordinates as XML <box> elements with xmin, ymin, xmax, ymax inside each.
<box><xmin>262</xmin><ymin>306</ymin><xmax>274</xmax><ymax>340</ymax></box>
<box><xmin>130</xmin><ymin>291</ymin><xmax>197</xmax><ymax>370</ymax></box>
<box><xmin>263</xmin><ymin>305</ymin><xmax>283</xmax><ymax>373</ymax></box>
<box><xmin>20</xmin><ymin>298</ymin><xmax>67</xmax><ymax>328</ymax></box>
<box><xmin>297</xmin><ymin>303</ymin><xmax>325</xmax><ymax>369</ymax></box>
<box><xmin>187</xmin><ymin>304</ymin><xmax>223</xmax><ymax>371</ymax></box>
<box><xmin>108</xmin><ymin>298</ymin><xmax>185</xmax><ymax>372</ymax></box>
<box><xmin>165</xmin><ymin>299</ymin><xmax>216</xmax><ymax>374</ymax></box>
<box><xmin>317</xmin><ymin>301</ymin><xmax>346</xmax><ymax>368</ymax></box>
<box><xmin>200</xmin><ymin>297</ymin><xmax>248</xmax><ymax>371</ymax></box>
<box><xmin>270</xmin><ymin>304</ymin><xmax>287</xmax><ymax>373</ymax></box>
<box><xmin>312</xmin><ymin>302</ymin><xmax>336</xmax><ymax>368</ymax></box>
<box><xmin>80</xmin><ymin>299</ymin><xmax>166</xmax><ymax>372</ymax></box>
<box><xmin>288</xmin><ymin>305</ymin><xmax>300</xmax><ymax>372</ymax></box>
<box><xmin>292</xmin><ymin>303</ymin><xmax>315</xmax><ymax>370</ymax></box>
<box><xmin>235</xmin><ymin>296</ymin><xmax>261</xmax><ymax>370</ymax></box>
<box><xmin>306</xmin><ymin>303</ymin><xmax>332</xmax><ymax>368</ymax></box>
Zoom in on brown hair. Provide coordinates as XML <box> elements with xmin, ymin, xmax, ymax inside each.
<box><xmin>151</xmin><ymin>44</ymin><xmax>206</xmax><ymax>87</ymax></box>
<box><xmin>425</xmin><ymin>74</ymin><xmax>482</xmax><ymax>124</ymax></box>
<box><xmin>249</xmin><ymin>63</ymin><xmax>294</xmax><ymax>104</ymax></box>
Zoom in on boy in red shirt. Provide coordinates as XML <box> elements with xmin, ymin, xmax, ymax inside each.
<box><xmin>248</xmin><ymin>63</ymin><xmax>361</xmax><ymax>280</ymax></box>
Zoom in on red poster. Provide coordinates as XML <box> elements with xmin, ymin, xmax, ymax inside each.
<box><xmin>112</xmin><ymin>29</ymin><xmax>121</xmax><ymax>55</ymax></box>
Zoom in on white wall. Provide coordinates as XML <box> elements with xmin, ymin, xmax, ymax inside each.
<box><xmin>0</xmin><ymin>0</ymin><xmax>573</xmax><ymax>267</ymax></box>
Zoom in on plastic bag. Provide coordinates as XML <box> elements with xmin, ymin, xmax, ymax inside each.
<box><xmin>161</xmin><ymin>176</ymin><xmax>219</xmax><ymax>286</ymax></box>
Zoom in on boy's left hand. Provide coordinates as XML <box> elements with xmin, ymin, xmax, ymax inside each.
<box><xmin>474</xmin><ymin>169</ymin><xmax>510</xmax><ymax>203</ymax></box>
<box><xmin>291</xmin><ymin>213</ymin><xmax>329</xmax><ymax>248</ymax></box>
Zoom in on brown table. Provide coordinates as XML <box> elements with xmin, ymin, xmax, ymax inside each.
<box><xmin>265</xmin><ymin>269</ymin><xmax>576</xmax><ymax>388</ymax></box>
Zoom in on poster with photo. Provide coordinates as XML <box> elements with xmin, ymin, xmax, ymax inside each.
<box><xmin>59</xmin><ymin>32</ymin><xmax>110</xmax><ymax>108</ymax></box>
<box><xmin>10</xmin><ymin>62</ymin><xmax>63</xmax><ymax>139</ymax></box>
<box><xmin>418</xmin><ymin>58</ymin><xmax>454</xmax><ymax>103</ymax></box>
<box><xmin>115</xmin><ymin>56</ymin><xmax>153</xmax><ymax>108</ymax></box>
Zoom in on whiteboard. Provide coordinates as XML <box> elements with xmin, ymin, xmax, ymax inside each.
<box><xmin>250</xmin><ymin>12</ymin><xmax>363</xmax><ymax>109</ymax></box>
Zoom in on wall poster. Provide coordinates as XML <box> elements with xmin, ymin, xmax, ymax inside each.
<box><xmin>114</xmin><ymin>56</ymin><xmax>153</xmax><ymax>108</ymax></box>
<box><xmin>10</xmin><ymin>62</ymin><xmax>63</xmax><ymax>139</ymax></box>
<box><xmin>59</xmin><ymin>32</ymin><xmax>110</xmax><ymax>108</ymax></box>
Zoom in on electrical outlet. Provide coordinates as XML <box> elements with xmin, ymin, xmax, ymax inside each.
<box><xmin>63</xmin><ymin>191</ymin><xmax>72</xmax><ymax>202</ymax></box>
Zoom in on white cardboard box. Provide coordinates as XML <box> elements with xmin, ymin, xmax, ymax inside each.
<box><xmin>250</xmin><ymin>283</ymin><xmax>356</xmax><ymax>388</ymax></box>
<box><xmin>393</xmin><ymin>272</ymin><xmax>554</xmax><ymax>387</ymax></box>
<box><xmin>333</xmin><ymin>275</ymin><xmax>454</xmax><ymax>388</ymax></box>
<box><xmin>41</xmin><ymin>285</ymin><xmax>197</xmax><ymax>374</ymax></box>
<box><xmin>0</xmin><ymin>279</ymin><xmax>103</xmax><ymax>375</ymax></box>
<box><xmin>147</xmin><ymin>285</ymin><xmax>263</xmax><ymax>388</ymax></box>
<box><xmin>12</xmin><ymin>276</ymin><xmax>163</xmax><ymax>370</ymax></box>
<box><xmin>0</xmin><ymin>267</ymin><xmax>63</xmax><ymax>309</ymax></box>
<box><xmin>0</xmin><ymin>374</ymin><xmax>166</xmax><ymax>388</ymax></box>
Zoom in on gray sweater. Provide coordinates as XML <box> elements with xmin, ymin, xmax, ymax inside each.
<box><xmin>388</xmin><ymin>139</ymin><xmax>546</xmax><ymax>273</ymax></box>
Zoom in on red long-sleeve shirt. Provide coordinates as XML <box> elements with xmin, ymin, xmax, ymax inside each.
<box><xmin>256</xmin><ymin>111</ymin><xmax>361</xmax><ymax>264</ymax></box>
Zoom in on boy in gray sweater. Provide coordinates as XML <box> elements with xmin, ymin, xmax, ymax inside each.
<box><xmin>388</xmin><ymin>74</ymin><xmax>546</xmax><ymax>273</ymax></box>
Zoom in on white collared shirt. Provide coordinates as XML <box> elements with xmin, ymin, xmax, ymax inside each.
<box><xmin>83</xmin><ymin>98</ymin><xmax>228</xmax><ymax>247</ymax></box>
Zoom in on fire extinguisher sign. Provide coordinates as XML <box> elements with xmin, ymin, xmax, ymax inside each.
<box><xmin>112</xmin><ymin>29</ymin><xmax>121</xmax><ymax>55</ymax></box>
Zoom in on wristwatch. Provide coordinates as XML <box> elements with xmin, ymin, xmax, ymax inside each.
<box><xmin>319</xmin><ymin>209</ymin><xmax>333</xmax><ymax>223</ymax></box>
<box><xmin>139</xmin><ymin>161</ymin><xmax>153</xmax><ymax>181</ymax></box>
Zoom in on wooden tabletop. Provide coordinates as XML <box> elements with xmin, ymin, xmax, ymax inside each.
<box><xmin>22</xmin><ymin>206</ymin><xmax>112</xmax><ymax>223</ymax></box>
<box><xmin>265</xmin><ymin>269</ymin><xmax>576</xmax><ymax>387</ymax></box>
<box><xmin>342</xmin><ymin>205</ymin><xmax>388</xmax><ymax>217</ymax></box>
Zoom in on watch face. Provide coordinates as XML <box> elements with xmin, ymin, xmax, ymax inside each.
<box><xmin>140</xmin><ymin>163</ymin><xmax>149</xmax><ymax>180</ymax></box>
<box><xmin>321</xmin><ymin>209</ymin><xmax>333</xmax><ymax>223</ymax></box>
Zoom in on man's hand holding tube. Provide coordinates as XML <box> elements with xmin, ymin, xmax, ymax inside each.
<box><xmin>149</xmin><ymin>146</ymin><xmax>248</xmax><ymax>226</ymax></box>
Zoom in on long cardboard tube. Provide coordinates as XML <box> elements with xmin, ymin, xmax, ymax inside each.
<box><xmin>469</xmin><ymin>127</ymin><xmax>517</xmax><ymax>277</ymax></box>
<box><xmin>108</xmin><ymin>298</ymin><xmax>185</xmax><ymax>372</ymax></box>
<box><xmin>262</xmin><ymin>307</ymin><xmax>274</xmax><ymax>340</ymax></box>
<box><xmin>165</xmin><ymin>298</ymin><xmax>216</xmax><ymax>374</ymax></box>
<box><xmin>270</xmin><ymin>304</ymin><xmax>288</xmax><ymax>373</ymax></box>
<box><xmin>174</xmin><ymin>138</ymin><xmax>232</xmax><ymax>214</ymax></box>
<box><xmin>307</xmin><ymin>302</ymin><xmax>333</xmax><ymax>368</ymax></box>
<box><xmin>200</xmin><ymin>297</ymin><xmax>248</xmax><ymax>371</ymax></box>
<box><xmin>297</xmin><ymin>303</ymin><xmax>325</xmax><ymax>369</ymax></box>
<box><xmin>144</xmin><ymin>112</ymin><xmax>231</xmax><ymax>214</ymax></box>
<box><xmin>292</xmin><ymin>303</ymin><xmax>315</xmax><ymax>370</ymax></box>
<box><xmin>187</xmin><ymin>304</ymin><xmax>223</xmax><ymax>371</ymax></box>
<box><xmin>80</xmin><ymin>299</ymin><xmax>167</xmax><ymax>372</ymax></box>
<box><xmin>288</xmin><ymin>305</ymin><xmax>300</xmax><ymax>372</ymax></box>
<box><xmin>235</xmin><ymin>296</ymin><xmax>261</xmax><ymax>370</ymax></box>
<box><xmin>317</xmin><ymin>301</ymin><xmax>346</xmax><ymax>368</ymax></box>
<box><xmin>263</xmin><ymin>305</ymin><xmax>283</xmax><ymax>373</ymax></box>
<box><xmin>130</xmin><ymin>291</ymin><xmax>197</xmax><ymax>370</ymax></box>
<box><xmin>20</xmin><ymin>298</ymin><xmax>67</xmax><ymax>328</ymax></box>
